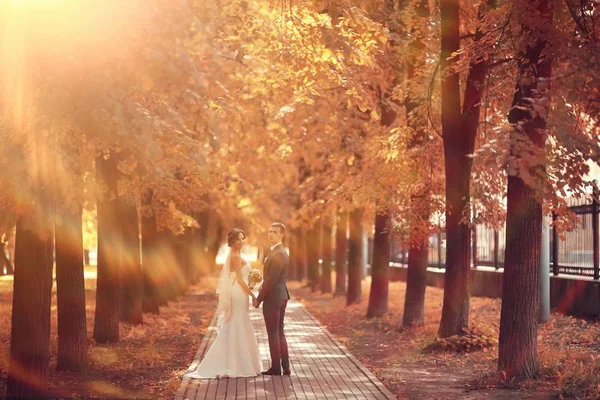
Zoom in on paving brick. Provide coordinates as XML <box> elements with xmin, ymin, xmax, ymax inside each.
<box><xmin>177</xmin><ymin>300</ymin><xmax>395</xmax><ymax>399</ymax></box>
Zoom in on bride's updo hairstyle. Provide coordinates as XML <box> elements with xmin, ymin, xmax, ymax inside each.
<box><xmin>227</xmin><ymin>228</ymin><xmax>247</xmax><ymax>247</ymax></box>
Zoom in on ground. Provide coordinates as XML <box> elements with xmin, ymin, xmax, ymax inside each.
<box><xmin>0</xmin><ymin>267</ymin><xmax>218</xmax><ymax>399</ymax></box>
<box><xmin>1</xmin><ymin>269</ymin><xmax>599</xmax><ymax>399</ymax></box>
<box><xmin>288</xmin><ymin>275</ymin><xmax>600</xmax><ymax>400</ymax></box>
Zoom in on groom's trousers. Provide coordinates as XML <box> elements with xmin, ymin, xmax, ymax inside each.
<box><xmin>263</xmin><ymin>299</ymin><xmax>289</xmax><ymax>371</ymax></box>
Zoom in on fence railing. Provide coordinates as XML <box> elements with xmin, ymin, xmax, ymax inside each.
<box><xmin>390</xmin><ymin>192</ymin><xmax>600</xmax><ymax>280</ymax></box>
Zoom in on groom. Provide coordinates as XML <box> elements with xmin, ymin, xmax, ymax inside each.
<box><xmin>253</xmin><ymin>222</ymin><xmax>291</xmax><ymax>376</ymax></box>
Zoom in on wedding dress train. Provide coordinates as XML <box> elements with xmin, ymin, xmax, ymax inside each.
<box><xmin>184</xmin><ymin>261</ymin><xmax>262</xmax><ymax>379</ymax></box>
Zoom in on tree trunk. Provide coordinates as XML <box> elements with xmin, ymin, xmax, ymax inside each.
<box><xmin>402</xmin><ymin>231</ymin><xmax>429</xmax><ymax>326</ymax></box>
<box><xmin>93</xmin><ymin>155</ymin><xmax>120</xmax><ymax>344</ymax></box>
<box><xmin>175</xmin><ymin>230</ymin><xmax>191</xmax><ymax>293</ymax></box>
<box><xmin>119</xmin><ymin>200</ymin><xmax>143</xmax><ymax>325</ymax></box>
<box><xmin>296</xmin><ymin>229</ymin><xmax>307</xmax><ymax>282</ymax></box>
<box><xmin>402</xmin><ymin>0</ymin><xmax>431</xmax><ymax>327</ymax></box>
<box><xmin>438</xmin><ymin>0</ymin><xmax>495</xmax><ymax>339</ymax></box>
<box><xmin>498</xmin><ymin>0</ymin><xmax>553</xmax><ymax>380</ymax></box>
<box><xmin>367</xmin><ymin>210</ymin><xmax>391</xmax><ymax>318</ymax></box>
<box><xmin>321</xmin><ymin>220</ymin><xmax>333</xmax><ymax>294</ymax></box>
<box><xmin>438</xmin><ymin>0</ymin><xmax>471</xmax><ymax>338</ymax></box>
<box><xmin>141</xmin><ymin>196</ymin><xmax>160</xmax><ymax>314</ymax></box>
<box><xmin>55</xmin><ymin>204</ymin><xmax>88</xmax><ymax>371</ymax></box>
<box><xmin>288</xmin><ymin>232</ymin><xmax>297</xmax><ymax>281</ymax></box>
<box><xmin>7</xmin><ymin>214</ymin><xmax>54</xmax><ymax>397</ymax></box>
<box><xmin>184</xmin><ymin>228</ymin><xmax>198</xmax><ymax>284</ymax></box>
<box><xmin>155</xmin><ymin>230</ymin><xmax>172</xmax><ymax>306</ymax></box>
<box><xmin>83</xmin><ymin>249</ymin><xmax>90</xmax><ymax>266</ymax></box>
<box><xmin>192</xmin><ymin>210</ymin><xmax>210</xmax><ymax>277</ymax></box>
<box><xmin>0</xmin><ymin>242</ymin><xmax>5</xmax><ymax>276</ymax></box>
<box><xmin>205</xmin><ymin>215</ymin><xmax>222</xmax><ymax>270</ymax></box>
<box><xmin>1</xmin><ymin>239</ymin><xmax>15</xmax><ymax>275</ymax></box>
<box><xmin>347</xmin><ymin>208</ymin><xmax>364</xmax><ymax>305</ymax></box>
<box><xmin>306</xmin><ymin>225</ymin><xmax>320</xmax><ymax>291</ymax></box>
<box><xmin>335</xmin><ymin>211</ymin><xmax>348</xmax><ymax>295</ymax></box>
<box><xmin>167</xmin><ymin>231</ymin><xmax>187</xmax><ymax>300</ymax></box>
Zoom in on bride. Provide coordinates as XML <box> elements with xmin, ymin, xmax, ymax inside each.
<box><xmin>184</xmin><ymin>228</ymin><xmax>262</xmax><ymax>379</ymax></box>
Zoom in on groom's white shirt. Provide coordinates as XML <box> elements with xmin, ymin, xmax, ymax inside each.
<box><xmin>270</xmin><ymin>242</ymin><xmax>282</xmax><ymax>251</ymax></box>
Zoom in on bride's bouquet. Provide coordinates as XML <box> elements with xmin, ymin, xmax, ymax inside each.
<box><xmin>247</xmin><ymin>268</ymin><xmax>263</xmax><ymax>290</ymax></box>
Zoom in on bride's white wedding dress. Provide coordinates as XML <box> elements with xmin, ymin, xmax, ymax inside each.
<box><xmin>185</xmin><ymin>257</ymin><xmax>262</xmax><ymax>379</ymax></box>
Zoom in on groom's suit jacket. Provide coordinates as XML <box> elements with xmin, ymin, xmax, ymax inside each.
<box><xmin>257</xmin><ymin>244</ymin><xmax>290</xmax><ymax>304</ymax></box>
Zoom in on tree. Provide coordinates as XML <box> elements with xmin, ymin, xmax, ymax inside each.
<box><xmin>321</xmin><ymin>218</ymin><xmax>333</xmax><ymax>293</ymax></box>
<box><xmin>401</xmin><ymin>0</ymin><xmax>434</xmax><ymax>327</ymax></box>
<box><xmin>334</xmin><ymin>211</ymin><xmax>348</xmax><ymax>295</ymax></box>
<box><xmin>141</xmin><ymin>195</ymin><xmax>160</xmax><ymax>314</ymax></box>
<box><xmin>287</xmin><ymin>232</ymin><xmax>298</xmax><ymax>281</ymax></box>
<box><xmin>438</xmin><ymin>0</ymin><xmax>497</xmax><ymax>338</ymax></box>
<box><xmin>93</xmin><ymin>154</ymin><xmax>121</xmax><ymax>343</ymax></box>
<box><xmin>306</xmin><ymin>224</ymin><xmax>321</xmax><ymax>291</ymax></box>
<box><xmin>0</xmin><ymin>238</ymin><xmax>14</xmax><ymax>275</ymax></box>
<box><xmin>7</xmin><ymin>213</ymin><xmax>54</xmax><ymax>396</ymax></box>
<box><xmin>296</xmin><ymin>229</ymin><xmax>308</xmax><ymax>282</ymax></box>
<box><xmin>119</xmin><ymin>197</ymin><xmax>143</xmax><ymax>325</ymax></box>
<box><xmin>498</xmin><ymin>0</ymin><xmax>553</xmax><ymax>380</ymax></box>
<box><xmin>437</xmin><ymin>0</ymin><xmax>471</xmax><ymax>338</ymax></box>
<box><xmin>347</xmin><ymin>208</ymin><xmax>364</xmax><ymax>305</ymax></box>
<box><xmin>55</xmin><ymin>203</ymin><xmax>88</xmax><ymax>371</ymax></box>
<box><xmin>367</xmin><ymin>209</ymin><xmax>390</xmax><ymax>317</ymax></box>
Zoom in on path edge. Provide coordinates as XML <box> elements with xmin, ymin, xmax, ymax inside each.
<box><xmin>298</xmin><ymin>303</ymin><xmax>396</xmax><ymax>399</ymax></box>
<box><xmin>174</xmin><ymin>311</ymin><xmax>218</xmax><ymax>400</ymax></box>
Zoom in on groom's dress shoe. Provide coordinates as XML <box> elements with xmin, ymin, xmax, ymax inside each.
<box><xmin>283</xmin><ymin>368</ymin><xmax>291</xmax><ymax>376</ymax></box>
<box><xmin>261</xmin><ymin>369</ymin><xmax>282</xmax><ymax>376</ymax></box>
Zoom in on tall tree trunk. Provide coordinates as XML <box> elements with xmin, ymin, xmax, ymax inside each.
<box><xmin>168</xmin><ymin>231</ymin><xmax>187</xmax><ymax>300</ymax></box>
<box><xmin>184</xmin><ymin>228</ymin><xmax>199</xmax><ymax>284</ymax></box>
<box><xmin>296</xmin><ymin>229</ymin><xmax>307</xmax><ymax>282</ymax></box>
<box><xmin>347</xmin><ymin>208</ymin><xmax>364</xmax><ymax>305</ymax></box>
<box><xmin>0</xmin><ymin>241</ymin><xmax>5</xmax><ymax>276</ymax></box>
<box><xmin>438</xmin><ymin>0</ymin><xmax>494</xmax><ymax>339</ymax></box>
<box><xmin>192</xmin><ymin>210</ymin><xmax>210</xmax><ymax>277</ymax></box>
<box><xmin>402</xmin><ymin>0</ymin><xmax>431</xmax><ymax>327</ymax></box>
<box><xmin>438</xmin><ymin>0</ymin><xmax>471</xmax><ymax>338</ymax></box>
<box><xmin>402</xmin><ymin>213</ymin><xmax>429</xmax><ymax>326</ymax></box>
<box><xmin>498</xmin><ymin>0</ymin><xmax>553</xmax><ymax>380</ymax></box>
<box><xmin>7</xmin><ymin>214</ymin><xmax>54</xmax><ymax>397</ymax></box>
<box><xmin>0</xmin><ymin>240</ymin><xmax>15</xmax><ymax>275</ymax></box>
<box><xmin>366</xmin><ymin>38</ymin><xmax>399</xmax><ymax>315</ymax></box>
<box><xmin>334</xmin><ymin>211</ymin><xmax>348</xmax><ymax>295</ymax></box>
<box><xmin>321</xmin><ymin>220</ymin><xmax>333</xmax><ymax>294</ymax></box>
<box><xmin>176</xmin><ymin>230</ymin><xmax>191</xmax><ymax>293</ymax></box>
<box><xmin>367</xmin><ymin>210</ymin><xmax>391</xmax><ymax>318</ymax></box>
<box><xmin>141</xmin><ymin>193</ymin><xmax>160</xmax><ymax>314</ymax></box>
<box><xmin>93</xmin><ymin>155</ymin><xmax>120</xmax><ymax>344</ymax></box>
<box><xmin>288</xmin><ymin>231</ymin><xmax>298</xmax><ymax>281</ymax></box>
<box><xmin>55</xmin><ymin>204</ymin><xmax>87</xmax><ymax>371</ymax></box>
<box><xmin>205</xmin><ymin>215</ymin><xmax>222</xmax><ymax>270</ymax></box>
<box><xmin>155</xmin><ymin>230</ymin><xmax>172</xmax><ymax>306</ymax></box>
<box><xmin>306</xmin><ymin>225</ymin><xmax>320</xmax><ymax>291</ymax></box>
<box><xmin>119</xmin><ymin>200</ymin><xmax>143</xmax><ymax>325</ymax></box>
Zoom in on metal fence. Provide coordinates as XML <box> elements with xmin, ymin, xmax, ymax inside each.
<box><xmin>390</xmin><ymin>192</ymin><xmax>600</xmax><ymax>280</ymax></box>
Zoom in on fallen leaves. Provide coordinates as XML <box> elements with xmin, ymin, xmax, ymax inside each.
<box><xmin>0</xmin><ymin>273</ymin><xmax>219</xmax><ymax>399</ymax></box>
<box><xmin>290</xmin><ymin>273</ymin><xmax>600</xmax><ymax>399</ymax></box>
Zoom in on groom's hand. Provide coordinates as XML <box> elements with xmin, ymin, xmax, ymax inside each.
<box><xmin>253</xmin><ymin>298</ymin><xmax>260</xmax><ymax>308</ymax></box>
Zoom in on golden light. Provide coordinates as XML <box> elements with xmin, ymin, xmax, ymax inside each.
<box><xmin>0</xmin><ymin>0</ymin><xmax>152</xmax><ymax>181</ymax></box>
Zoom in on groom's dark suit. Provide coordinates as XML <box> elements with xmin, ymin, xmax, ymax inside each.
<box><xmin>256</xmin><ymin>243</ymin><xmax>290</xmax><ymax>373</ymax></box>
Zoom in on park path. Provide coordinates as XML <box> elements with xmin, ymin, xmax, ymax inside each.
<box><xmin>175</xmin><ymin>299</ymin><xmax>395</xmax><ymax>400</ymax></box>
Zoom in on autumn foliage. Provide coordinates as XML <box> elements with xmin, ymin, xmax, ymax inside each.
<box><xmin>0</xmin><ymin>0</ymin><xmax>599</xmax><ymax>397</ymax></box>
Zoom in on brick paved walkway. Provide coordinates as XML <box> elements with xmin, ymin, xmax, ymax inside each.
<box><xmin>175</xmin><ymin>300</ymin><xmax>395</xmax><ymax>399</ymax></box>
